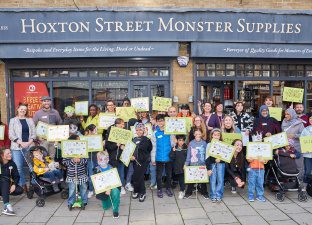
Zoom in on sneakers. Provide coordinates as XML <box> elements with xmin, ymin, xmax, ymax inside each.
<box><xmin>68</xmin><ymin>204</ymin><xmax>72</xmax><ymax>211</ymax></box>
<box><xmin>157</xmin><ymin>189</ymin><xmax>163</xmax><ymax>198</ymax></box>
<box><xmin>87</xmin><ymin>191</ymin><xmax>94</xmax><ymax>199</ymax></box>
<box><xmin>2</xmin><ymin>204</ymin><xmax>15</xmax><ymax>216</ymax></box>
<box><xmin>166</xmin><ymin>188</ymin><xmax>173</xmax><ymax>197</ymax></box>
<box><xmin>256</xmin><ymin>196</ymin><xmax>266</xmax><ymax>202</ymax></box>
<box><xmin>132</xmin><ymin>193</ymin><xmax>139</xmax><ymax>199</ymax></box>
<box><xmin>0</xmin><ymin>196</ymin><xmax>3</xmax><ymax>202</ymax></box>
<box><xmin>184</xmin><ymin>193</ymin><xmax>192</xmax><ymax>199</ymax></box>
<box><xmin>211</xmin><ymin>198</ymin><xmax>216</xmax><ymax>203</ymax></box>
<box><xmin>231</xmin><ymin>187</ymin><xmax>237</xmax><ymax>194</ymax></box>
<box><xmin>178</xmin><ymin>191</ymin><xmax>185</xmax><ymax>199</ymax></box>
<box><xmin>125</xmin><ymin>183</ymin><xmax>134</xmax><ymax>192</ymax></box>
<box><xmin>139</xmin><ymin>194</ymin><xmax>146</xmax><ymax>202</ymax></box>
<box><xmin>150</xmin><ymin>184</ymin><xmax>157</xmax><ymax>190</ymax></box>
<box><xmin>120</xmin><ymin>187</ymin><xmax>126</xmax><ymax>195</ymax></box>
<box><xmin>202</xmin><ymin>194</ymin><xmax>209</xmax><ymax>200</ymax></box>
<box><xmin>248</xmin><ymin>196</ymin><xmax>255</xmax><ymax>202</ymax></box>
<box><xmin>216</xmin><ymin>198</ymin><xmax>222</xmax><ymax>203</ymax></box>
<box><xmin>113</xmin><ymin>212</ymin><xmax>119</xmax><ymax>219</ymax></box>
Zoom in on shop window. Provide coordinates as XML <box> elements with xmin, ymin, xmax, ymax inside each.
<box><xmin>307</xmin><ymin>81</ymin><xmax>312</xmax><ymax>114</ymax></box>
<box><xmin>108</xmin><ymin>68</ymin><xmax>119</xmax><ymax>77</ymax></box>
<box><xmin>226</xmin><ymin>70</ymin><xmax>235</xmax><ymax>76</ymax></box>
<box><xmin>226</xmin><ymin>64</ymin><xmax>235</xmax><ymax>70</ymax></box>
<box><xmin>160</xmin><ymin>68</ymin><xmax>169</xmax><ymax>77</ymax></box>
<box><xmin>197</xmin><ymin>71</ymin><xmax>205</xmax><ymax>77</ymax></box>
<box><xmin>79</xmin><ymin>71</ymin><xmax>88</xmax><ymax>77</ymax></box>
<box><xmin>273</xmin><ymin>81</ymin><xmax>305</xmax><ymax>109</ymax></box>
<box><xmin>207</xmin><ymin>64</ymin><xmax>215</xmax><ymax>70</ymax></box>
<box><xmin>207</xmin><ymin>70</ymin><xmax>215</xmax><ymax>77</ymax></box>
<box><xmin>138</xmin><ymin>68</ymin><xmax>149</xmax><ymax>76</ymax></box>
<box><xmin>197</xmin><ymin>64</ymin><xmax>206</xmax><ymax>70</ymax></box>
<box><xmin>129</xmin><ymin>68</ymin><xmax>138</xmax><ymax>76</ymax></box>
<box><xmin>216</xmin><ymin>70</ymin><xmax>225</xmax><ymax>76</ymax></box>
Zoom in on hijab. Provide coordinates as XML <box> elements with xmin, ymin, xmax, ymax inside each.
<box><xmin>258</xmin><ymin>105</ymin><xmax>270</xmax><ymax>119</ymax></box>
<box><xmin>283</xmin><ymin>108</ymin><xmax>298</xmax><ymax>127</ymax></box>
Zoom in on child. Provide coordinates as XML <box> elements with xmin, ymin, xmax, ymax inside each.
<box><xmin>62</xmin><ymin>134</ymin><xmax>88</xmax><ymax>211</ymax></box>
<box><xmin>169</xmin><ymin>135</ymin><xmax>188</xmax><ymax>199</ymax></box>
<box><xmin>185</xmin><ymin>128</ymin><xmax>209</xmax><ymax>199</ymax></box>
<box><xmin>131</xmin><ymin>123</ymin><xmax>153</xmax><ymax>202</ymax></box>
<box><xmin>95</xmin><ymin>151</ymin><xmax>120</xmax><ymax>219</ymax></box>
<box><xmin>32</xmin><ymin>146</ymin><xmax>63</xmax><ymax>192</ymax></box>
<box><xmin>63</xmin><ymin>106</ymin><xmax>82</xmax><ymax>137</ymax></box>
<box><xmin>206</xmin><ymin>128</ymin><xmax>226</xmax><ymax>202</ymax></box>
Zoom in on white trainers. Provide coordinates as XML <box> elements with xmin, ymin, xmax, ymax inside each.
<box><xmin>87</xmin><ymin>191</ymin><xmax>94</xmax><ymax>198</ymax></box>
<box><xmin>125</xmin><ymin>183</ymin><xmax>134</xmax><ymax>192</ymax></box>
<box><xmin>150</xmin><ymin>184</ymin><xmax>157</xmax><ymax>190</ymax></box>
<box><xmin>2</xmin><ymin>204</ymin><xmax>15</xmax><ymax>216</ymax></box>
<box><xmin>120</xmin><ymin>187</ymin><xmax>126</xmax><ymax>195</ymax></box>
<box><xmin>178</xmin><ymin>191</ymin><xmax>185</xmax><ymax>200</ymax></box>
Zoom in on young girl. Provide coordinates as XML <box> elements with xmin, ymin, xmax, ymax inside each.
<box><xmin>184</xmin><ymin>128</ymin><xmax>208</xmax><ymax>199</ymax></box>
<box><xmin>131</xmin><ymin>123</ymin><xmax>153</xmax><ymax>202</ymax></box>
<box><xmin>206</xmin><ymin>128</ymin><xmax>226</xmax><ymax>203</ymax></box>
<box><xmin>62</xmin><ymin>135</ymin><xmax>88</xmax><ymax>210</ymax></box>
<box><xmin>95</xmin><ymin>151</ymin><xmax>120</xmax><ymax>219</ymax></box>
<box><xmin>169</xmin><ymin>135</ymin><xmax>188</xmax><ymax>199</ymax></box>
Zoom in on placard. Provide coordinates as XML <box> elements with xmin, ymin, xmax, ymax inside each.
<box><xmin>98</xmin><ymin>113</ymin><xmax>117</xmax><ymax>129</ymax></box>
<box><xmin>269</xmin><ymin>107</ymin><xmax>283</xmax><ymax>121</ymax></box>
<box><xmin>184</xmin><ymin>166</ymin><xmax>209</xmax><ymax>184</ymax></box>
<box><xmin>36</xmin><ymin>121</ymin><xmax>49</xmax><ymax>139</ymax></box>
<box><xmin>185</xmin><ymin>117</ymin><xmax>193</xmax><ymax>132</ymax></box>
<box><xmin>108</xmin><ymin>126</ymin><xmax>133</xmax><ymax>145</ymax></box>
<box><xmin>164</xmin><ymin>117</ymin><xmax>187</xmax><ymax>135</ymax></box>
<box><xmin>300</xmin><ymin>136</ymin><xmax>312</xmax><ymax>153</ymax></box>
<box><xmin>152</xmin><ymin>96</ymin><xmax>172</xmax><ymax>112</ymax></box>
<box><xmin>206</xmin><ymin>140</ymin><xmax>236</xmax><ymax>163</ymax></box>
<box><xmin>61</xmin><ymin>140</ymin><xmax>88</xmax><ymax>158</ymax></box>
<box><xmin>221</xmin><ymin>132</ymin><xmax>242</xmax><ymax>145</ymax></box>
<box><xmin>131</xmin><ymin>123</ymin><xmax>153</xmax><ymax>139</ymax></box>
<box><xmin>120</xmin><ymin>141</ymin><xmax>136</xmax><ymax>167</ymax></box>
<box><xmin>91</xmin><ymin>168</ymin><xmax>122</xmax><ymax>194</ymax></box>
<box><xmin>115</xmin><ymin>107</ymin><xmax>137</xmax><ymax>122</ymax></box>
<box><xmin>282</xmin><ymin>87</ymin><xmax>304</xmax><ymax>103</ymax></box>
<box><xmin>263</xmin><ymin>132</ymin><xmax>289</xmax><ymax>149</ymax></box>
<box><xmin>80</xmin><ymin>135</ymin><xmax>103</xmax><ymax>152</ymax></box>
<box><xmin>0</xmin><ymin>125</ymin><xmax>4</xmax><ymax>141</ymax></box>
<box><xmin>130</xmin><ymin>97</ymin><xmax>149</xmax><ymax>112</ymax></box>
<box><xmin>75</xmin><ymin>101</ymin><xmax>89</xmax><ymax>116</ymax></box>
<box><xmin>47</xmin><ymin>125</ymin><xmax>69</xmax><ymax>142</ymax></box>
<box><xmin>242</xmin><ymin>131</ymin><xmax>250</xmax><ymax>147</ymax></box>
<box><xmin>246</xmin><ymin>142</ymin><xmax>273</xmax><ymax>160</ymax></box>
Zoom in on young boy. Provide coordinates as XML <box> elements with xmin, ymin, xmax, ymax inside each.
<box><xmin>152</xmin><ymin>114</ymin><xmax>173</xmax><ymax>198</ymax></box>
<box><xmin>95</xmin><ymin>151</ymin><xmax>120</xmax><ymax>219</ymax></box>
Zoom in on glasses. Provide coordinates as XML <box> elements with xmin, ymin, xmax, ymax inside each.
<box><xmin>157</xmin><ymin>119</ymin><xmax>165</xmax><ymax>122</ymax></box>
<box><xmin>107</xmin><ymin>104</ymin><xmax>115</xmax><ymax>107</ymax></box>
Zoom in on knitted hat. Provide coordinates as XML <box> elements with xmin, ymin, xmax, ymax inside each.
<box><xmin>135</xmin><ymin>122</ymin><xmax>145</xmax><ymax>130</ymax></box>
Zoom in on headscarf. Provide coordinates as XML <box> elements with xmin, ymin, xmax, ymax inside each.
<box><xmin>282</xmin><ymin>108</ymin><xmax>299</xmax><ymax>128</ymax></box>
<box><xmin>258</xmin><ymin>105</ymin><xmax>270</xmax><ymax>119</ymax></box>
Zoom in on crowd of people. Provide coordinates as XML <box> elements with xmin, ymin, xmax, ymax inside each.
<box><xmin>1</xmin><ymin>95</ymin><xmax>312</xmax><ymax>218</ymax></box>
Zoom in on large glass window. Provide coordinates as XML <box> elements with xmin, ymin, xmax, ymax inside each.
<box><xmin>307</xmin><ymin>81</ymin><xmax>312</xmax><ymax>114</ymax></box>
<box><xmin>273</xmin><ymin>81</ymin><xmax>305</xmax><ymax>109</ymax></box>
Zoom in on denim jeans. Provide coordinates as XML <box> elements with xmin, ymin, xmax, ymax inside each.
<box><xmin>149</xmin><ymin>162</ymin><xmax>157</xmax><ymax>186</ymax></box>
<box><xmin>248</xmin><ymin>168</ymin><xmax>264</xmax><ymax>198</ymax></box>
<box><xmin>304</xmin><ymin>157</ymin><xmax>312</xmax><ymax>184</ymax></box>
<box><xmin>68</xmin><ymin>182</ymin><xmax>88</xmax><ymax>205</ymax></box>
<box><xmin>117</xmin><ymin>161</ymin><xmax>125</xmax><ymax>186</ymax></box>
<box><xmin>126</xmin><ymin>162</ymin><xmax>134</xmax><ymax>184</ymax></box>
<box><xmin>87</xmin><ymin>152</ymin><xmax>98</xmax><ymax>191</ymax></box>
<box><xmin>209</xmin><ymin>163</ymin><xmax>225</xmax><ymax>200</ymax></box>
<box><xmin>42</xmin><ymin>169</ymin><xmax>63</xmax><ymax>182</ymax></box>
<box><xmin>11</xmin><ymin>148</ymin><xmax>28</xmax><ymax>186</ymax></box>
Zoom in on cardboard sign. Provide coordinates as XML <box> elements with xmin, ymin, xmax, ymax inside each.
<box><xmin>80</xmin><ymin>135</ymin><xmax>103</xmax><ymax>152</ymax></box>
<box><xmin>206</xmin><ymin>140</ymin><xmax>236</xmax><ymax>163</ymax></box>
<box><xmin>0</xmin><ymin>125</ymin><xmax>4</xmax><ymax>140</ymax></box>
<box><xmin>269</xmin><ymin>107</ymin><xmax>283</xmax><ymax>121</ymax></box>
<box><xmin>185</xmin><ymin>117</ymin><xmax>193</xmax><ymax>132</ymax></box>
<box><xmin>47</xmin><ymin>125</ymin><xmax>69</xmax><ymax>142</ymax></box>
<box><xmin>152</xmin><ymin>96</ymin><xmax>172</xmax><ymax>112</ymax></box>
<box><xmin>300</xmin><ymin>136</ymin><xmax>312</xmax><ymax>153</ymax></box>
<box><xmin>184</xmin><ymin>166</ymin><xmax>209</xmax><ymax>184</ymax></box>
<box><xmin>115</xmin><ymin>107</ymin><xmax>137</xmax><ymax>122</ymax></box>
<box><xmin>263</xmin><ymin>132</ymin><xmax>289</xmax><ymax>149</ymax></box>
<box><xmin>242</xmin><ymin>131</ymin><xmax>250</xmax><ymax>147</ymax></box>
<box><xmin>98</xmin><ymin>113</ymin><xmax>117</xmax><ymax>129</ymax></box>
<box><xmin>247</xmin><ymin>142</ymin><xmax>273</xmax><ymax>160</ymax></box>
<box><xmin>36</xmin><ymin>121</ymin><xmax>48</xmax><ymax>139</ymax></box>
<box><xmin>61</xmin><ymin>140</ymin><xmax>88</xmax><ymax>158</ymax></box>
<box><xmin>91</xmin><ymin>168</ymin><xmax>122</xmax><ymax>194</ymax></box>
<box><xmin>120</xmin><ymin>141</ymin><xmax>136</xmax><ymax>167</ymax></box>
<box><xmin>108</xmin><ymin>126</ymin><xmax>132</xmax><ymax>145</ymax></box>
<box><xmin>164</xmin><ymin>117</ymin><xmax>187</xmax><ymax>135</ymax></box>
<box><xmin>282</xmin><ymin>87</ymin><xmax>304</xmax><ymax>103</ymax></box>
<box><xmin>130</xmin><ymin>97</ymin><xmax>149</xmax><ymax>112</ymax></box>
<box><xmin>75</xmin><ymin>101</ymin><xmax>89</xmax><ymax>116</ymax></box>
<box><xmin>221</xmin><ymin>132</ymin><xmax>242</xmax><ymax>145</ymax></box>
<box><xmin>131</xmin><ymin>123</ymin><xmax>153</xmax><ymax>139</ymax></box>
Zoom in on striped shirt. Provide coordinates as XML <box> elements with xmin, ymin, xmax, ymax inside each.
<box><xmin>62</xmin><ymin>158</ymin><xmax>88</xmax><ymax>184</ymax></box>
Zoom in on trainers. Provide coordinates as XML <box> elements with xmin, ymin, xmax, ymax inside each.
<box><xmin>231</xmin><ymin>187</ymin><xmax>237</xmax><ymax>194</ymax></box>
<box><xmin>132</xmin><ymin>193</ymin><xmax>139</xmax><ymax>199</ymax></box>
<box><xmin>139</xmin><ymin>194</ymin><xmax>146</xmax><ymax>202</ymax></box>
<box><xmin>68</xmin><ymin>204</ymin><xmax>72</xmax><ymax>211</ymax></box>
<box><xmin>88</xmin><ymin>191</ymin><xmax>94</xmax><ymax>198</ymax></box>
<box><xmin>0</xmin><ymin>196</ymin><xmax>3</xmax><ymax>202</ymax></box>
<box><xmin>157</xmin><ymin>189</ymin><xmax>163</xmax><ymax>198</ymax></box>
<box><xmin>125</xmin><ymin>183</ymin><xmax>134</xmax><ymax>192</ymax></box>
<box><xmin>120</xmin><ymin>187</ymin><xmax>126</xmax><ymax>195</ymax></box>
<box><xmin>202</xmin><ymin>194</ymin><xmax>209</xmax><ymax>200</ymax></box>
<box><xmin>150</xmin><ymin>184</ymin><xmax>157</xmax><ymax>190</ymax></box>
<box><xmin>184</xmin><ymin>193</ymin><xmax>192</xmax><ymax>199</ymax></box>
<box><xmin>211</xmin><ymin>198</ymin><xmax>216</xmax><ymax>203</ymax></box>
<box><xmin>178</xmin><ymin>191</ymin><xmax>185</xmax><ymax>199</ymax></box>
<box><xmin>216</xmin><ymin>198</ymin><xmax>222</xmax><ymax>203</ymax></box>
<box><xmin>256</xmin><ymin>196</ymin><xmax>266</xmax><ymax>202</ymax></box>
<box><xmin>248</xmin><ymin>196</ymin><xmax>254</xmax><ymax>202</ymax></box>
<box><xmin>113</xmin><ymin>212</ymin><xmax>119</xmax><ymax>219</ymax></box>
<box><xmin>2</xmin><ymin>204</ymin><xmax>15</xmax><ymax>216</ymax></box>
<box><xmin>166</xmin><ymin>188</ymin><xmax>173</xmax><ymax>197</ymax></box>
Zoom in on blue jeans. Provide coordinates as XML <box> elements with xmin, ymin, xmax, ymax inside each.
<box><xmin>304</xmin><ymin>157</ymin><xmax>312</xmax><ymax>184</ymax></box>
<box><xmin>68</xmin><ymin>182</ymin><xmax>88</xmax><ymax>205</ymax></box>
<box><xmin>11</xmin><ymin>148</ymin><xmax>28</xmax><ymax>186</ymax></box>
<box><xmin>87</xmin><ymin>153</ymin><xmax>98</xmax><ymax>191</ymax></box>
<box><xmin>209</xmin><ymin>163</ymin><xmax>225</xmax><ymax>200</ymax></box>
<box><xmin>126</xmin><ymin>162</ymin><xmax>134</xmax><ymax>184</ymax></box>
<box><xmin>117</xmin><ymin>161</ymin><xmax>125</xmax><ymax>186</ymax></box>
<box><xmin>150</xmin><ymin>162</ymin><xmax>157</xmax><ymax>186</ymax></box>
<box><xmin>42</xmin><ymin>169</ymin><xmax>63</xmax><ymax>182</ymax></box>
<box><xmin>248</xmin><ymin>168</ymin><xmax>264</xmax><ymax>198</ymax></box>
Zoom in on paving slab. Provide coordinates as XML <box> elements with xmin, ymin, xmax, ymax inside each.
<box><xmin>228</xmin><ymin>205</ymin><xmax>258</xmax><ymax>216</ymax></box>
<box><xmin>288</xmin><ymin>212</ymin><xmax>312</xmax><ymax>224</ymax></box>
<box><xmin>257</xmin><ymin>209</ymin><xmax>290</xmax><ymax>221</ymax></box>
<box><xmin>129</xmin><ymin>209</ymin><xmax>155</xmax><ymax>222</ymax></box>
<box><xmin>237</xmin><ymin>215</ymin><xmax>269</xmax><ymax>225</ymax></box>
<box><xmin>184</xmin><ymin>219</ymin><xmax>212</xmax><ymax>225</ymax></box>
<box><xmin>46</xmin><ymin>216</ymin><xmax>76</xmax><ymax>225</ymax></box>
<box><xmin>274</xmin><ymin>203</ymin><xmax>307</xmax><ymax>214</ymax></box>
<box><xmin>177</xmin><ymin>198</ymin><xmax>202</xmax><ymax>208</ymax></box>
<box><xmin>75</xmin><ymin>210</ymin><xmax>104</xmax><ymax>223</ymax></box>
<box><xmin>154</xmin><ymin>203</ymin><xmax>180</xmax><ymax>214</ymax></box>
<box><xmin>207</xmin><ymin>211</ymin><xmax>238</xmax><ymax>224</ymax></box>
<box><xmin>201</xmin><ymin>201</ymin><xmax>229</xmax><ymax>213</ymax></box>
<box><xmin>0</xmin><ymin>216</ymin><xmax>23</xmax><ymax>225</ymax></box>
<box><xmin>156</xmin><ymin>213</ymin><xmax>183</xmax><ymax>225</ymax></box>
<box><xmin>180</xmin><ymin>207</ymin><xmax>207</xmax><ymax>220</ymax></box>
<box><xmin>101</xmin><ymin>215</ymin><xmax>128</xmax><ymax>225</ymax></box>
<box><xmin>222</xmin><ymin>196</ymin><xmax>248</xmax><ymax>206</ymax></box>
<box><xmin>269</xmin><ymin>221</ymin><xmax>298</xmax><ymax>225</ymax></box>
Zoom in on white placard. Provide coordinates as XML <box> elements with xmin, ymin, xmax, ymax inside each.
<box><xmin>242</xmin><ymin>131</ymin><xmax>250</xmax><ymax>146</ymax></box>
<box><xmin>36</xmin><ymin>121</ymin><xmax>49</xmax><ymax>139</ymax></box>
<box><xmin>164</xmin><ymin>117</ymin><xmax>187</xmax><ymax>134</ymax></box>
<box><xmin>247</xmin><ymin>142</ymin><xmax>273</xmax><ymax>160</ymax></box>
<box><xmin>184</xmin><ymin>166</ymin><xmax>209</xmax><ymax>183</ymax></box>
<box><xmin>206</xmin><ymin>140</ymin><xmax>235</xmax><ymax>163</ymax></box>
<box><xmin>130</xmin><ymin>97</ymin><xmax>149</xmax><ymax>112</ymax></box>
<box><xmin>120</xmin><ymin>141</ymin><xmax>136</xmax><ymax>167</ymax></box>
<box><xmin>98</xmin><ymin>113</ymin><xmax>117</xmax><ymax>129</ymax></box>
<box><xmin>61</xmin><ymin>140</ymin><xmax>88</xmax><ymax>158</ymax></box>
<box><xmin>47</xmin><ymin>125</ymin><xmax>69</xmax><ymax>142</ymax></box>
<box><xmin>263</xmin><ymin>132</ymin><xmax>289</xmax><ymax>149</ymax></box>
<box><xmin>75</xmin><ymin>101</ymin><xmax>89</xmax><ymax>116</ymax></box>
<box><xmin>91</xmin><ymin>168</ymin><xmax>122</xmax><ymax>194</ymax></box>
<box><xmin>80</xmin><ymin>135</ymin><xmax>103</xmax><ymax>152</ymax></box>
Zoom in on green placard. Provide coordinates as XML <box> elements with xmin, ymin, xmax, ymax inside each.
<box><xmin>130</xmin><ymin>97</ymin><xmax>149</xmax><ymax>112</ymax></box>
<box><xmin>164</xmin><ymin>117</ymin><xmax>187</xmax><ymax>135</ymax></box>
<box><xmin>206</xmin><ymin>140</ymin><xmax>236</xmax><ymax>163</ymax></box>
<box><xmin>269</xmin><ymin>107</ymin><xmax>283</xmax><ymax>121</ymax></box>
<box><xmin>108</xmin><ymin>126</ymin><xmax>133</xmax><ymax>145</ymax></box>
<box><xmin>80</xmin><ymin>135</ymin><xmax>103</xmax><ymax>152</ymax></box>
<box><xmin>184</xmin><ymin>166</ymin><xmax>209</xmax><ymax>184</ymax></box>
<box><xmin>221</xmin><ymin>132</ymin><xmax>242</xmax><ymax>145</ymax></box>
<box><xmin>91</xmin><ymin>168</ymin><xmax>122</xmax><ymax>194</ymax></box>
<box><xmin>246</xmin><ymin>142</ymin><xmax>273</xmax><ymax>160</ymax></box>
<box><xmin>263</xmin><ymin>132</ymin><xmax>289</xmax><ymax>149</ymax></box>
<box><xmin>61</xmin><ymin>140</ymin><xmax>88</xmax><ymax>158</ymax></box>
<box><xmin>300</xmin><ymin>136</ymin><xmax>312</xmax><ymax>153</ymax></box>
<box><xmin>152</xmin><ymin>96</ymin><xmax>172</xmax><ymax>111</ymax></box>
<box><xmin>115</xmin><ymin>107</ymin><xmax>137</xmax><ymax>122</ymax></box>
<box><xmin>282</xmin><ymin>87</ymin><xmax>304</xmax><ymax>103</ymax></box>
<box><xmin>120</xmin><ymin>141</ymin><xmax>136</xmax><ymax>167</ymax></box>
<box><xmin>47</xmin><ymin>125</ymin><xmax>69</xmax><ymax>142</ymax></box>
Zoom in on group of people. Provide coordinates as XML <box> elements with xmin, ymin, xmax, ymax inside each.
<box><xmin>1</xmin><ymin>95</ymin><xmax>312</xmax><ymax>218</ymax></box>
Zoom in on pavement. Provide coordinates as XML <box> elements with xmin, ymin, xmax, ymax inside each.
<box><xmin>1</xmin><ymin>185</ymin><xmax>312</xmax><ymax>225</ymax></box>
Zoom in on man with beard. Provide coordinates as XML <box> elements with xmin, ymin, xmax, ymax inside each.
<box><xmin>295</xmin><ymin>103</ymin><xmax>310</xmax><ymax>127</ymax></box>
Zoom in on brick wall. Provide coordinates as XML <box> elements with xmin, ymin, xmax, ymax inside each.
<box><xmin>0</xmin><ymin>63</ymin><xmax>7</xmax><ymax>123</ymax></box>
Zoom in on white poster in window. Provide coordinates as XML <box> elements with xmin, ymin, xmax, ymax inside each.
<box><xmin>47</xmin><ymin>125</ymin><xmax>69</xmax><ymax>142</ymax></box>
<box><xmin>164</xmin><ymin>117</ymin><xmax>187</xmax><ymax>135</ymax></box>
<box><xmin>184</xmin><ymin>166</ymin><xmax>209</xmax><ymax>184</ymax></box>
<box><xmin>120</xmin><ymin>141</ymin><xmax>136</xmax><ymax>167</ymax></box>
<box><xmin>130</xmin><ymin>97</ymin><xmax>149</xmax><ymax>112</ymax></box>
<box><xmin>36</xmin><ymin>121</ymin><xmax>49</xmax><ymax>139</ymax></box>
<box><xmin>80</xmin><ymin>135</ymin><xmax>103</xmax><ymax>152</ymax></box>
<box><xmin>98</xmin><ymin>113</ymin><xmax>117</xmax><ymax>129</ymax></box>
<box><xmin>91</xmin><ymin>168</ymin><xmax>122</xmax><ymax>194</ymax></box>
<box><xmin>247</xmin><ymin>142</ymin><xmax>273</xmax><ymax>160</ymax></box>
<box><xmin>75</xmin><ymin>101</ymin><xmax>89</xmax><ymax>116</ymax></box>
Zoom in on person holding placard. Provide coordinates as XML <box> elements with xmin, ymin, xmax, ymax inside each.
<box><xmin>63</xmin><ymin>106</ymin><xmax>82</xmax><ymax>136</ymax></box>
<box><xmin>80</xmin><ymin>104</ymin><xmax>103</xmax><ymax>135</ymax></box>
<box><xmin>300</xmin><ymin>115</ymin><xmax>312</xmax><ymax>188</ymax></box>
<box><xmin>189</xmin><ymin>116</ymin><xmax>207</xmax><ymax>142</ymax></box>
<box><xmin>105</xmin><ymin>99</ymin><xmax>116</xmax><ymax>114</ymax></box>
<box><xmin>206</xmin><ymin>128</ymin><xmax>226</xmax><ymax>202</ymax></box>
<box><xmin>197</xmin><ymin>102</ymin><xmax>220</xmax><ymax>137</ymax></box>
<box><xmin>131</xmin><ymin>123</ymin><xmax>153</xmax><ymax>202</ymax></box>
<box><xmin>229</xmin><ymin>101</ymin><xmax>253</xmax><ymax>138</ymax></box>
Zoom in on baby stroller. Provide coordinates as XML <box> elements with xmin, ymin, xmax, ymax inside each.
<box><xmin>23</xmin><ymin>146</ymin><xmax>68</xmax><ymax>207</ymax></box>
<box><xmin>267</xmin><ymin>154</ymin><xmax>307</xmax><ymax>202</ymax></box>
<box><xmin>306</xmin><ymin>175</ymin><xmax>312</xmax><ymax>197</ymax></box>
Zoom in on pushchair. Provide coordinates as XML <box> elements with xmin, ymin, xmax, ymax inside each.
<box><xmin>266</xmin><ymin>154</ymin><xmax>307</xmax><ymax>202</ymax></box>
<box><xmin>23</xmin><ymin>145</ymin><xmax>68</xmax><ymax>207</ymax></box>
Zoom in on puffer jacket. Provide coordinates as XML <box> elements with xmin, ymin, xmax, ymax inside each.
<box><xmin>152</xmin><ymin>127</ymin><xmax>172</xmax><ymax>162</ymax></box>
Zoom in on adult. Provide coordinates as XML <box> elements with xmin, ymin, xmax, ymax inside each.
<box><xmin>105</xmin><ymin>99</ymin><xmax>116</xmax><ymax>113</ymax></box>
<box><xmin>189</xmin><ymin>116</ymin><xmax>207</xmax><ymax>142</ymax></box>
<box><xmin>33</xmin><ymin>96</ymin><xmax>62</xmax><ymax>159</ymax></box>
<box><xmin>214</xmin><ymin>102</ymin><xmax>225</xmax><ymax>129</ymax></box>
<box><xmin>9</xmin><ymin>103</ymin><xmax>36</xmax><ymax>192</ymax></box>
<box><xmin>81</xmin><ymin>104</ymin><xmax>103</xmax><ymax>135</ymax></box>
<box><xmin>221</xmin><ymin>115</ymin><xmax>241</xmax><ymax>134</ymax></box>
<box><xmin>0</xmin><ymin>148</ymin><xmax>23</xmax><ymax>216</ymax></box>
<box><xmin>229</xmin><ymin>101</ymin><xmax>253</xmax><ymax>136</ymax></box>
<box><xmin>199</xmin><ymin>102</ymin><xmax>220</xmax><ymax>136</ymax></box>
<box><xmin>264</xmin><ymin>96</ymin><xmax>274</xmax><ymax>108</ymax></box>
<box><xmin>177</xmin><ymin>104</ymin><xmax>192</xmax><ymax>117</ymax></box>
<box><xmin>282</xmin><ymin>108</ymin><xmax>305</xmax><ymax>180</ymax></box>
<box><xmin>0</xmin><ymin>117</ymin><xmax>10</xmax><ymax>149</ymax></box>
<box><xmin>122</xmin><ymin>97</ymin><xmax>131</xmax><ymax>107</ymax></box>
<box><xmin>295</xmin><ymin>103</ymin><xmax>309</xmax><ymax>127</ymax></box>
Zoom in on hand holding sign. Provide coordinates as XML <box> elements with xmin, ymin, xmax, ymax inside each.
<box><xmin>108</xmin><ymin>127</ymin><xmax>132</xmax><ymax>145</ymax></box>
<box><xmin>91</xmin><ymin>168</ymin><xmax>122</xmax><ymax>194</ymax></box>
<box><xmin>282</xmin><ymin>87</ymin><xmax>304</xmax><ymax>103</ymax></box>
<box><xmin>206</xmin><ymin>140</ymin><xmax>235</xmax><ymax>163</ymax></box>
<box><xmin>61</xmin><ymin>140</ymin><xmax>88</xmax><ymax>158</ymax></box>
<box><xmin>152</xmin><ymin>96</ymin><xmax>172</xmax><ymax>111</ymax></box>
<box><xmin>184</xmin><ymin>166</ymin><xmax>209</xmax><ymax>183</ymax></box>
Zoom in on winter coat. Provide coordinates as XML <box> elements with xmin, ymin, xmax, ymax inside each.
<box><xmin>169</xmin><ymin>144</ymin><xmax>188</xmax><ymax>174</ymax></box>
<box><xmin>9</xmin><ymin>117</ymin><xmax>36</xmax><ymax>150</ymax></box>
<box><xmin>229</xmin><ymin>111</ymin><xmax>253</xmax><ymax>132</ymax></box>
<box><xmin>104</xmin><ymin>125</ymin><xmax>121</xmax><ymax>168</ymax></box>
<box><xmin>133</xmin><ymin>136</ymin><xmax>153</xmax><ymax>164</ymax></box>
<box><xmin>0</xmin><ymin>160</ymin><xmax>20</xmax><ymax>185</ymax></box>
<box><xmin>281</xmin><ymin>119</ymin><xmax>304</xmax><ymax>152</ymax></box>
<box><xmin>152</xmin><ymin>127</ymin><xmax>172</xmax><ymax>162</ymax></box>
